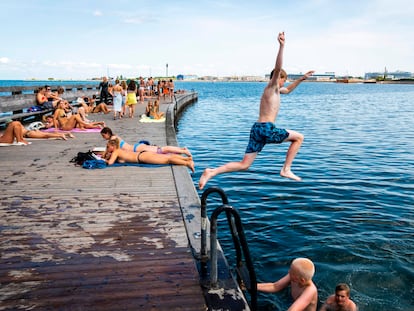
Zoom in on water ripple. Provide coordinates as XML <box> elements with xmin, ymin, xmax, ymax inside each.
<box><xmin>177</xmin><ymin>82</ymin><xmax>414</xmax><ymax>311</ymax></box>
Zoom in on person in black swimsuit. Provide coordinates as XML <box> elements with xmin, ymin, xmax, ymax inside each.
<box><xmin>99</xmin><ymin>77</ymin><xmax>109</xmax><ymax>104</ymax></box>
<box><xmin>104</xmin><ymin>138</ymin><xmax>194</xmax><ymax>172</ymax></box>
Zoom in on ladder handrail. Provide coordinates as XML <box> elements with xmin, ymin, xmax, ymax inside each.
<box><xmin>200</xmin><ymin>187</ymin><xmax>229</xmax><ymax>274</ymax></box>
<box><xmin>210</xmin><ymin>204</ymin><xmax>258</xmax><ymax>310</ymax></box>
<box><xmin>200</xmin><ymin>187</ymin><xmax>258</xmax><ymax>311</ymax></box>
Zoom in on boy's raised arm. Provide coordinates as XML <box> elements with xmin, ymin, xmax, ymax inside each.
<box><xmin>269</xmin><ymin>32</ymin><xmax>285</xmax><ymax>88</ymax></box>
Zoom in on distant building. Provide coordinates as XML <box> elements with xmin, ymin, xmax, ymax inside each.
<box><xmin>177</xmin><ymin>74</ymin><xmax>198</xmax><ymax>81</ymax></box>
<box><xmin>285</xmin><ymin>72</ymin><xmax>335</xmax><ymax>81</ymax></box>
<box><xmin>365</xmin><ymin>70</ymin><xmax>413</xmax><ymax>80</ymax></box>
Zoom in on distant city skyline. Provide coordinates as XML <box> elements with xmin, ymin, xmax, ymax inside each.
<box><xmin>0</xmin><ymin>1</ymin><xmax>413</xmax><ymax>80</ymax></box>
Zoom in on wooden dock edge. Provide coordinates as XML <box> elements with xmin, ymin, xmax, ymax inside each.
<box><xmin>166</xmin><ymin>93</ymin><xmax>252</xmax><ymax>310</ymax></box>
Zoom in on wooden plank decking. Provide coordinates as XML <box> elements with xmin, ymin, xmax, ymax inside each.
<box><xmin>0</xmin><ymin>94</ymin><xmax>207</xmax><ymax>310</ymax></box>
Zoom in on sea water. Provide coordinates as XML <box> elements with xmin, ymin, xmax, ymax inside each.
<box><xmin>175</xmin><ymin>81</ymin><xmax>414</xmax><ymax>311</ymax></box>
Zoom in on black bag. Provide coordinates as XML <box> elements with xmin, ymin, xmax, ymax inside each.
<box><xmin>70</xmin><ymin>151</ymin><xmax>96</xmax><ymax>166</ymax></box>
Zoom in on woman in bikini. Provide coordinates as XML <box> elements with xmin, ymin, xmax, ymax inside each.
<box><xmin>104</xmin><ymin>138</ymin><xmax>194</xmax><ymax>172</ymax></box>
<box><xmin>100</xmin><ymin>127</ymin><xmax>191</xmax><ymax>156</ymax></box>
<box><xmin>53</xmin><ymin>101</ymin><xmax>105</xmax><ymax>131</ymax></box>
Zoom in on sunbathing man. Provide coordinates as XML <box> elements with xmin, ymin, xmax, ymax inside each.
<box><xmin>100</xmin><ymin>127</ymin><xmax>191</xmax><ymax>156</ymax></box>
<box><xmin>104</xmin><ymin>138</ymin><xmax>194</xmax><ymax>172</ymax></box>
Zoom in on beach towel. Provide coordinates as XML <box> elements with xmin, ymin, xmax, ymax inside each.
<box><xmin>41</xmin><ymin>127</ymin><xmax>102</xmax><ymax>133</ymax></box>
<box><xmin>82</xmin><ymin>159</ymin><xmax>167</xmax><ymax>169</ymax></box>
<box><xmin>0</xmin><ymin>142</ymin><xmax>31</xmax><ymax>147</ymax></box>
<box><xmin>139</xmin><ymin>115</ymin><xmax>165</xmax><ymax>123</ymax></box>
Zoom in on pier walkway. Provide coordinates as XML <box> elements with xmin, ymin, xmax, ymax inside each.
<box><xmin>0</xmin><ymin>94</ymin><xmax>207</xmax><ymax>310</ymax></box>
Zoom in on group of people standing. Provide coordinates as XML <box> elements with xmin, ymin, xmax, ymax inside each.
<box><xmin>98</xmin><ymin>76</ymin><xmax>175</xmax><ymax>120</ymax></box>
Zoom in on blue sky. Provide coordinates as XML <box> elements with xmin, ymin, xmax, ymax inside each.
<box><xmin>0</xmin><ymin>0</ymin><xmax>413</xmax><ymax>79</ymax></box>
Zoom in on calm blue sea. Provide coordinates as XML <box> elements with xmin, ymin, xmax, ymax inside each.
<box><xmin>175</xmin><ymin>81</ymin><xmax>414</xmax><ymax>311</ymax></box>
<box><xmin>0</xmin><ymin>80</ymin><xmax>98</xmax><ymax>87</ymax></box>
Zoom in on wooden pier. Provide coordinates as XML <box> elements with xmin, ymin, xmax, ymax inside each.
<box><xmin>0</xmin><ymin>93</ymin><xmax>207</xmax><ymax>310</ymax></box>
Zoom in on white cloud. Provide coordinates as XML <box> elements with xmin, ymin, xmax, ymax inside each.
<box><xmin>0</xmin><ymin>1</ymin><xmax>412</xmax><ymax>79</ymax></box>
<box><xmin>0</xmin><ymin>57</ymin><xmax>10</xmax><ymax>64</ymax></box>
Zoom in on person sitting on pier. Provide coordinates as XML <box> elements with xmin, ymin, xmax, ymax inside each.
<box><xmin>144</xmin><ymin>100</ymin><xmax>164</xmax><ymax>120</ymax></box>
<box><xmin>53</xmin><ymin>100</ymin><xmax>105</xmax><ymax>131</ymax></box>
<box><xmin>151</xmin><ymin>100</ymin><xmax>164</xmax><ymax>119</ymax></box>
<box><xmin>100</xmin><ymin>127</ymin><xmax>191</xmax><ymax>156</ymax></box>
<box><xmin>257</xmin><ymin>257</ymin><xmax>318</xmax><ymax>311</ymax></box>
<box><xmin>36</xmin><ymin>86</ymin><xmax>59</xmax><ymax>110</ymax></box>
<box><xmin>104</xmin><ymin>138</ymin><xmax>194</xmax><ymax>172</ymax></box>
<box><xmin>78</xmin><ymin>96</ymin><xmax>112</xmax><ymax>115</ymax></box>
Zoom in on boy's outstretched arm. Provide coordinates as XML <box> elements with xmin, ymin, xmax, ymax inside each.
<box><xmin>281</xmin><ymin>70</ymin><xmax>315</xmax><ymax>94</ymax></box>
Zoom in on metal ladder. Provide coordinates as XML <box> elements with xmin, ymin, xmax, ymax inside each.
<box><xmin>200</xmin><ymin>187</ymin><xmax>258</xmax><ymax>310</ymax></box>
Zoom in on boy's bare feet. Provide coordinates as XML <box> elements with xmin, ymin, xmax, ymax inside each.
<box><xmin>280</xmin><ymin>169</ymin><xmax>302</xmax><ymax>181</ymax></box>
<box><xmin>199</xmin><ymin>168</ymin><xmax>214</xmax><ymax>190</ymax></box>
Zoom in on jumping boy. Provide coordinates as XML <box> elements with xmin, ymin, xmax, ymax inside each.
<box><xmin>199</xmin><ymin>32</ymin><xmax>314</xmax><ymax>190</ymax></box>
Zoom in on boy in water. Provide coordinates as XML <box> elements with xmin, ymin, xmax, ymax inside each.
<box><xmin>199</xmin><ymin>32</ymin><xmax>314</xmax><ymax>190</ymax></box>
<box><xmin>257</xmin><ymin>257</ymin><xmax>318</xmax><ymax>311</ymax></box>
<box><xmin>320</xmin><ymin>283</ymin><xmax>358</xmax><ymax>311</ymax></box>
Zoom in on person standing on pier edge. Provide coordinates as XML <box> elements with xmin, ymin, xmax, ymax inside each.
<box><xmin>199</xmin><ymin>32</ymin><xmax>314</xmax><ymax>190</ymax></box>
<box><xmin>98</xmin><ymin>76</ymin><xmax>109</xmax><ymax>104</ymax></box>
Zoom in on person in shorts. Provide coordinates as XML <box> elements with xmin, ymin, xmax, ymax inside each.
<box><xmin>199</xmin><ymin>32</ymin><xmax>314</xmax><ymax>190</ymax></box>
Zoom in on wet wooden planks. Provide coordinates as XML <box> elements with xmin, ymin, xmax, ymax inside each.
<box><xmin>0</xmin><ymin>95</ymin><xmax>206</xmax><ymax>310</ymax></box>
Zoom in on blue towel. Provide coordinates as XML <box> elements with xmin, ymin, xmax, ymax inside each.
<box><xmin>82</xmin><ymin>159</ymin><xmax>167</xmax><ymax>169</ymax></box>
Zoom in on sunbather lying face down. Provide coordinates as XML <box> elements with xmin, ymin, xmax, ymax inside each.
<box><xmin>100</xmin><ymin>127</ymin><xmax>191</xmax><ymax>156</ymax></box>
<box><xmin>104</xmin><ymin>138</ymin><xmax>194</xmax><ymax>172</ymax></box>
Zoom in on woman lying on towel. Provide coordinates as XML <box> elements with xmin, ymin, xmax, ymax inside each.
<box><xmin>104</xmin><ymin>138</ymin><xmax>194</xmax><ymax>172</ymax></box>
<box><xmin>53</xmin><ymin>100</ymin><xmax>105</xmax><ymax>131</ymax></box>
<box><xmin>100</xmin><ymin>127</ymin><xmax>191</xmax><ymax>156</ymax></box>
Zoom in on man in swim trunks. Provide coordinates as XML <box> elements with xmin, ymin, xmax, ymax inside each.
<box><xmin>199</xmin><ymin>32</ymin><xmax>314</xmax><ymax>190</ymax></box>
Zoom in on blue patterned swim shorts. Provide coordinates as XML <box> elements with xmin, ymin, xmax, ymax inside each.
<box><xmin>245</xmin><ymin>122</ymin><xmax>289</xmax><ymax>153</ymax></box>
